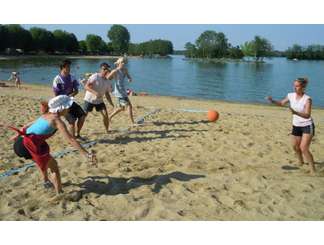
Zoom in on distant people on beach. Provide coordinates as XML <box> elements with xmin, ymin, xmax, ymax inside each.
<box><xmin>266</xmin><ymin>77</ymin><xmax>316</xmax><ymax>174</ymax></box>
<box><xmin>6</xmin><ymin>95</ymin><xmax>97</xmax><ymax>194</ymax></box>
<box><xmin>9</xmin><ymin>72</ymin><xmax>21</xmax><ymax>89</ymax></box>
<box><xmin>126</xmin><ymin>88</ymin><xmax>148</xmax><ymax>96</ymax></box>
<box><xmin>107</xmin><ymin>57</ymin><xmax>136</xmax><ymax>125</ymax></box>
<box><xmin>52</xmin><ymin>60</ymin><xmax>86</xmax><ymax>139</ymax></box>
<box><xmin>83</xmin><ymin>63</ymin><xmax>114</xmax><ymax>134</ymax></box>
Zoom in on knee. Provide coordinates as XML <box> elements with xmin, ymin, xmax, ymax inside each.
<box><xmin>48</xmin><ymin>159</ymin><xmax>59</xmax><ymax>172</ymax></box>
<box><xmin>300</xmin><ymin>145</ymin><xmax>309</xmax><ymax>154</ymax></box>
<box><xmin>292</xmin><ymin>144</ymin><xmax>301</xmax><ymax>152</ymax></box>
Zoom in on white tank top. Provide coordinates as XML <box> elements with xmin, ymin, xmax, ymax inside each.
<box><xmin>287</xmin><ymin>92</ymin><xmax>313</xmax><ymax>127</ymax></box>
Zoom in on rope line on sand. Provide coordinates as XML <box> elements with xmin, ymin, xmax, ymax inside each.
<box><xmin>173</xmin><ymin>108</ymin><xmax>208</xmax><ymax>113</ymax></box>
<box><xmin>0</xmin><ymin>108</ymin><xmax>161</xmax><ymax>181</ymax></box>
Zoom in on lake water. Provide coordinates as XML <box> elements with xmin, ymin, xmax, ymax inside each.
<box><xmin>1</xmin><ymin>55</ymin><xmax>324</xmax><ymax>107</ymax></box>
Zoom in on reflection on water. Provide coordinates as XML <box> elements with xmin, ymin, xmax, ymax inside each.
<box><xmin>1</xmin><ymin>56</ymin><xmax>324</xmax><ymax>107</ymax></box>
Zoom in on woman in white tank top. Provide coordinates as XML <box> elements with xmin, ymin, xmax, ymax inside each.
<box><xmin>266</xmin><ymin>78</ymin><xmax>315</xmax><ymax>174</ymax></box>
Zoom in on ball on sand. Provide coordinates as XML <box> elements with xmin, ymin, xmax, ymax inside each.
<box><xmin>207</xmin><ymin>110</ymin><xmax>219</xmax><ymax>122</ymax></box>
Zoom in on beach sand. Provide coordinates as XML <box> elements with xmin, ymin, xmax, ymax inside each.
<box><xmin>1</xmin><ymin>84</ymin><xmax>324</xmax><ymax>220</ymax></box>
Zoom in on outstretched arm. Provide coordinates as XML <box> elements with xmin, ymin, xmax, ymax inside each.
<box><xmin>55</xmin><ymin>117</ymin><xmax>97</xmax><ymax>165</ymax></box>
<box><xmin>266</xmin><ymin>96</ymin><xmax>289</xmax><ymax>107</ymax></box>
<box><xmin>106</xmin><ymin>69</ymin><xmax>117</xmax><ymax>80</ymax></box>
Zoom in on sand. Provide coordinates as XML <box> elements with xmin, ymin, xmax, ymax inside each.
<box><xmin>1</xmin><ymin>84</ymin><xmax>324</xmax><ymax>220</ymax></box>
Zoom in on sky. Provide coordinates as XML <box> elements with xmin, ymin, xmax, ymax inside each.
<box><xmin>22</xmin><ymin>24</ymin><xmax>324</xmax><ymax>51</ymax></box>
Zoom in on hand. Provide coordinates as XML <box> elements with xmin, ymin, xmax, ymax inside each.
<box><xmin>265</xmin><ymin>96</ymin><xmax>273</xmax><ymax>102</ymax></box>
<box><xmin>128</xmin><ymin>78</ymin><xmax>132</xmax><ymax>83</ymax></box>
<box><xmin>87</xmin><ymin>151</ymin><xmax>98</xmax><ymax>167</ymax></box>
<box><xmin>10</xmin><ymin>134</ymin><xmax>19</xmax><ymax>141</ymax></box>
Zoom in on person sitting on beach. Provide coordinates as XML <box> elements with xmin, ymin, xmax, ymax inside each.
<box><xmin>266</xmin><ymin>77</ymin><xmax>316</xmax><ymax>174</ymax></box>
<box><xmin>52</xmin><ymin>60</ymin><xmax>86</xmax><ymax>139</ymax></box>
<box><xmin>83</xmin><ymin>63</ymin><xmax>114</xmax><ymax>133</ymax></box>
<box><xmin>106</xmin><ymin>57</ymin><xmax>136</xmax><ymax>125</ymax></box>
<box><xmin>5</xmin><ymin>95</ymin><xmax>97</xmax><ymax>194</ymax></box>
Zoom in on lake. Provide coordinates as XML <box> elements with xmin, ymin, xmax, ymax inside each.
<box><xmin>1</xmin><ymin>55</ymin><xmax>324</xmax><ymax>107</ymax></box>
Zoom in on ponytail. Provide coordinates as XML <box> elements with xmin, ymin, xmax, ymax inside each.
<box><xmin>40</xmin><ymin>101</ymin><xmax>49</xmax><ymax>114</ymax></box>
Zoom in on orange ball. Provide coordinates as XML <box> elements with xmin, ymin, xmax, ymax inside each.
<box><xmin>207</xmin><ymin>110</ymin><xmax>219</xmax><ymax>122</ymax></box>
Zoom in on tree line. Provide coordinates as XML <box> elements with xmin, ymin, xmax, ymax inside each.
<box><xmin>0</xmin><ymin>24</ymin><xmax>174</xmax><ymax>56</ymax></box>
<box><xmin>184</xmin><ymin>30</ymin><xmax>273</xmax><ymax>61</ymax></box>
<box><xmin>285</xmin><ymin>44</ymin><xmax>324</xmax><ymax>60</ymax></box>
<box><xmin>184</xmin><ymin>29</ymin><xmax>324</xmax><ymax>61</ymax></box>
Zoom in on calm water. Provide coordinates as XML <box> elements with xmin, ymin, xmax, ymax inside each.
<box><xmin>1</xmin><ymin>56</ymin><xmax>324</xmax><ymax>107</ymax></box>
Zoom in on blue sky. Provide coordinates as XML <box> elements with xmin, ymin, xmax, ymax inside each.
<box><xmin>23</xmin><ymin>24</ymin><xmax>324</xmax><ymax>51</ymax></box>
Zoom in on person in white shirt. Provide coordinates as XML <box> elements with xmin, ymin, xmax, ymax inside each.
<box><xmin>83</xmin><ymin>63</ymin><xmax>114</xmax><ymax>134</ymax></box>
<box><xmin>266</xmin><ymin>78</ymin><xmax>315</xmax><ymax>174</ymax></box>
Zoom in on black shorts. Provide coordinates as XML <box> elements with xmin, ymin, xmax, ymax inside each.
<box><xmin>65</xmin><ymin>102</ymin><xmax>86</xmax><ymax>124</ymax></box>
<box><xmin>13</xmin><ymin>136</ymin><xmax>32</xmax><ymax>159</ymax></box>
<box><xmin>83</xmin><ymin>101</ymin><xmax>106</xmax><ymax>113</ymax></box>
<box><xmin>292</xmin><ymin>123</ymin><xmax>315</xmax><ymax>137</ymax></box>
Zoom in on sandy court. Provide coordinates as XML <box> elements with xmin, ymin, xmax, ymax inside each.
<box><xmin>1</xmin><ymin>84</ymin><xmax>324</xmax><ymax>220</ymax></box>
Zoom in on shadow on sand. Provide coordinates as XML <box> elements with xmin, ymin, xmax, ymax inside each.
<box><xmin>73</xmin><ymin>171</ymin><xmax>205</xmax><ymax>196</ymax></box>
<box><xmin>97</xmin><ymin>128</ymin><xmax>207</xmax><ymax>144</ymax></box>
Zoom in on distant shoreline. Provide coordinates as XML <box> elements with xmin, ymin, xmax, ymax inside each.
<box><xmin>0</xmin><ymin>55</ymin><xmax>143</xmax><ymax>61</ymax></box>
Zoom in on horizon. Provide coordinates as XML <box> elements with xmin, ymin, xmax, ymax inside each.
<box><xmin>21</xmin><ymin>24</ymin><xmax>324</xmax><ymax>51</ymax></box>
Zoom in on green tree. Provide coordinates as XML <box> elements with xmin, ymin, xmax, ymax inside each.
<box><xmin>253</xmin><ymin>36</ymin><xmax>273</xmax><ymax>61</ymax></box>
<box><xmin>5</xmin><ymin>24</ymin><xmax>32</xmax><ymax>51</ymax></box>
<box><xmin>286</xmin><ymin>44</ymin><xmax>324</xmax><ymax>60</ymax></box>
<box><xmin>195</xmin><ymin>30</ymin><xmax>229</xmax><ymax>58</ymax></box>
<box><xmin>79</xmin><ymin>40</ymin><xmax>87</xmax><ymax>54</ymax></box>
<box><xmin>240</xmin><ymin>41</ymin><xmax>254</xmax><ymax>57</ymax></box>
<box><xmin>30</xmin><ymin>27</ymin><xmax>55</xmax><ymax>52</ymax></box>
<box><xmin>107</xmin><ymin>25</ymin><xmax>130</xmax><ymax>55</ymax></box>
<box><xmin>53</xmin><ymin>30</ymin><xmax>79</xmax><ymax>53</ymax></box>
<box><xmin>85</xmin><ymin>34</ymin><xmax>108</xmax><ymax>54</ymax></box>
<box><xmin>0</xmin><ymin>25</ymin><xmax>8</xmax><ymax>52</ymax></box>
<box><xmin>227</xmin><ymin>45</ymin><xmax>244</xmax><ymax>59</ymax></box>
<box><xmin>241</xmin><ymin>36</ymin><xmax>273</xmax><ymax>61</ymax></box>
<box><xmin>184</xmin><ymin>42</ymin><xmax>197</xmax><ymax>58</ymax></box>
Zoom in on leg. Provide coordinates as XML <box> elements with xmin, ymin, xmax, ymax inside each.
<box><xmin>109</xmin><ymin>107</ymin><xmax>124</xmax><ymax>121</ymax></box>
<box><xmin>47</xmin><ymin>157</ymin><xmax>63</xmax><ymax>193</ymax></box>
<box><xmin>300</xmin><ymin>133</ymin><xmax>315</xmax><ymax>174</ymax></box>
<box><xmin>69</xmin><ymin>122</ymin><xmax>76</xmax><ymax>137</ymax></box>
<box><xmin>36</xmin><ymin>165</ymin><xmax>49</xmax><ymax>183</ymax></box>
<box><xmin>127</xmin><ymin>100</ymin><xmax>135</xmax><ymax>124</ymax></box>
<box><xmin>291</xmin><ymin>135</ymin><xmax>304</xmax><ymax>165</ymax></box>
<box><xmin>99</xmin><ymin>108</ymin><xmax>110</xmax><ymax>133</ymax></box>
<box><xmin>76</xmin><ymin>115</ymin><xmax>86</xmax><ymax>137</ymax></box>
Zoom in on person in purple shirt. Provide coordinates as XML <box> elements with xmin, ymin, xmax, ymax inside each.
<box><xmin>52</xmin><ymin>60</ymin><xmax>86</xmax><ymax>139</ymax></box>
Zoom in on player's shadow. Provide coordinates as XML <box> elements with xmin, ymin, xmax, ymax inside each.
<box><xmin>281</xmin><ymin>165</ymin><xmax>300</xmax><ymax>170</ymax></box>
<box><xmin>75</xmin><ymin>171</ymin><xmax>205</xmax><ymax>196</ymax></box>
<box><xmin>97</xmin><ymin>128</ymin><xmax>207</xmax><ymax>144</ymax></box>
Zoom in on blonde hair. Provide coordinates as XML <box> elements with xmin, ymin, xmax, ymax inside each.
<box><xmin>114</xmin><ymin>57</ymin><xmax>128</xmax><ymax>66</ymax></box>
<box><xmin>295</xmin><ymin>77</ymin><xmax>309</xmax><ymax>88</ymax></box>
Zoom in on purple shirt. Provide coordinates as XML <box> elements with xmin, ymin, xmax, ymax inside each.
<box><xmin>53</xmin><ymin>74</ymin><xmax>79</xmax><ymax>96</ymax></box>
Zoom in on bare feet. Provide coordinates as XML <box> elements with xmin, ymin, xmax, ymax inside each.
<box><xmin>76</xmin><ymin>135</ymin><xmax>86</xmax><ymax>141</ymax></box>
